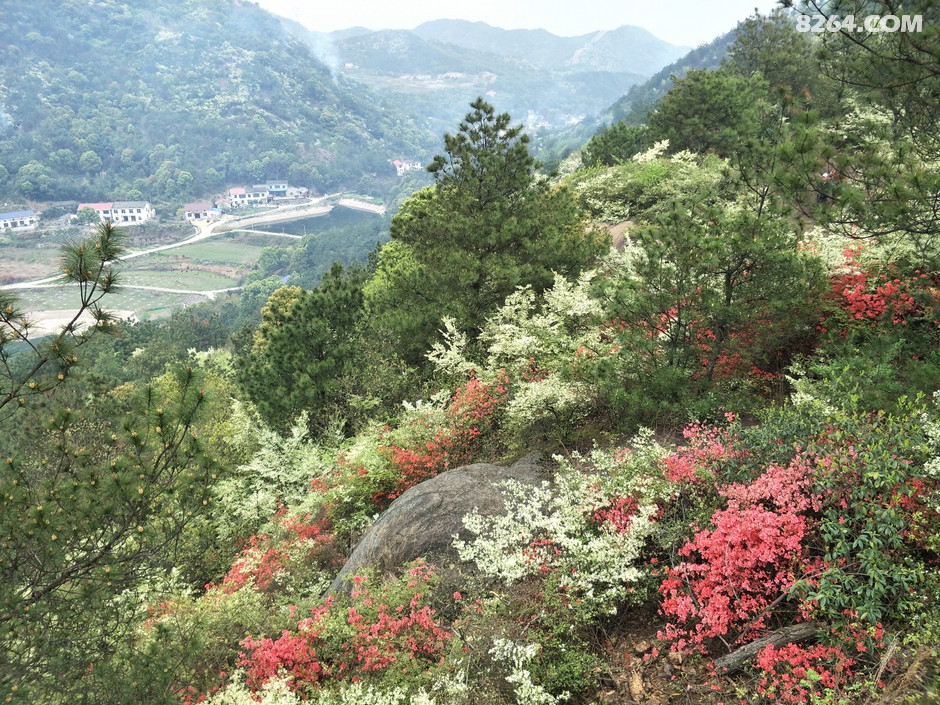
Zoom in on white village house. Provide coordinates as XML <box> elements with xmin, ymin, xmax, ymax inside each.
<box><xmin>227</xmin><ymin>186</ymin><xmax>270</xmax><ymax>208</ymax></box>
<box><xmin>0</xmin><ymin>209</ymin><xmax>39</xmax><ymax>231</ymax></box>
<box><xmin>225</xmin><ymin>181</ymin><xmax>305</xmax><ymax>208</ymax></box>
<box><xmin>77</xmin><ymin>201</ymin><xmax>155</xmax><ymax>224</ymax></box>
<box><xmin>184</xmin><ymin>201</ymin><xmax>217</xmax><ymax>221</ymax></box>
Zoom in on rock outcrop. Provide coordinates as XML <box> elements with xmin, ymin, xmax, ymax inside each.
<box><xmin>328</xmin><ymin>453</ymin><xmax>550</xmax><ymax>594</ymax></box>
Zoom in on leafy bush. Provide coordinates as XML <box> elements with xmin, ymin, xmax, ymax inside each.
<box><xmin>650</xmin><ymin>375</ymin><xmax>939</xmax><ymax>702</ymax></box>
<box><xmin>455</xmin><ymin>436</ymin><xmax>671</xmax><ymax>621</ymax></box>
<box><xmin>219</xmin><ymin>509</ymin><xmax>339</xmax><ymax>600</ymax></box>
<box><xmin>211</xmin><ymin>404</ymin><xmax>333</xmax><ymax>545</ymax></box>
<box><xmin>237</xmin><ymin>560</ymin><xmax>451</xmax><ymax>698</ymax></box>
<box><xmin>569</xmin><ymin>149</ymin><xmax>728</xmax><ymax>223</ymax></box>
<box><xmin>429</xmin><ymin>271</ymin><xmax>609</xmax><ymax>447</ymax></box>
<box><xmin>319</xmin><ymin>372</ymin><xmax>509</xmax><ymax>540</ymax></box>
<box><xmin>658</xmin><ymin>456</ymin><xmax>822</xmax><ymax>652</ymax></box>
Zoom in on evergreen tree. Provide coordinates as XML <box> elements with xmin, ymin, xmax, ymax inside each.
<box><xmin>581</xmin><ymin>122</ymin><xmax>651</xmax><ymax>167</ymax></box>
<box><xmin>647</xmin><ymin>68</ymin><xmax>769</xmax><ymax>157</ymax></box>
<box><xmin>0</xmin><ymin>225</ymin><xmax>222</xmax><ymax>703</ymax></box>
<box><xmin>0</xmin><ymin>369</ymin><xmax>218</xmax><ymax>704</ymax></box>
<box><xmin>238</xmin><ymin>263</ymin><xmax>366</xmax><ymax>434</ymax></box>
<box><xmin>776</xmin><ymin>0</ymin><xmax>940</xmax><ymax>252</ymax></box>
<box><xmin>367</xmin><ymin>98</ymin><xmax>608</xmax><ymax>365</ymax></box>
<box><xmin>725</xmin><ymin>8</ymin><xmax>843</xmax><ymax>117</ymax></box>
<box><xmin>0</xmin><ymin>221</ymin><xmax>125</xmax><ymax>421</ymax></box>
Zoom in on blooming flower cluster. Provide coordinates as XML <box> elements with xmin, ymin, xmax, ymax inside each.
<box><xmin>220</xmin><ymin>510</ymin><xmax>337</xmax><ymax>597</ymax></box>
<box><xmin>488</xmin><ymin>637</ymin><xmax>569</xmax><ymax>705</ymax></box>
<box><xmin>755</xmin><ymin>641</ymin><xmax>856</xmax><ymax>705</ymax></box>
<box><xmin>826</xmin><ymin>246</ymin><xmax>940</xmax><ymax>332</ymax></box>
<box><xmin>658</xmin><ymin>457</ymin><xmax>822</xmax><ymax>651</ymax></box>
<box><xmin>375</xmin><ymin>370</ymin><xmax>509</xmax><ymax>502</ymax></box>
<box><xmin>754</xmin><ymin>616</ymin><xmax>884</xmax><ymax>705</ymax></box>
<box><xmin>661</xmin><ymin>417</ymin><xmax>745</xmax><ymax>484</ymax></box>
<box><xmin>454</xmin><ymin>446</ymin><xmax>667</xmax><ymax>618</ymax></box>
<box><xmin>239</xmin><ymin>560</ymin><xmax>451</xmax><ymax>697</ymax></box>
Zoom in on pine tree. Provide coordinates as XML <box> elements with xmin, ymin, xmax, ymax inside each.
<box><xmin>0</xmin><ymin>221</ymin><xmax>125</xmax><ymax>421</ymax></box>
<box><xmin>238</xmin><ymin>263</ymin><xmax>366</xmax><ymax>434</ymax></box>
<box><xmin>367</xmin><ymin>98</ymin><xmax>608</xmax><ymax>365</ymax></box>
<box><xmin>0</xmin><ymin>225</ymin><xmax>220</xmax><ymax>703</ymax></box>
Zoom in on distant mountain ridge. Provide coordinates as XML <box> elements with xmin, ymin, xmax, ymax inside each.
<box><xmin>411</xmin><ymin>20</ymin><xmax>690</xmax><ymax>76</ymax></box>
<box><xmin>0</xmin><ymin>0</ymin><xmax>704</xmax><ymax>212</ymax></box>
<box><xmin>296</xmin><ymin>20</ymin><xmax>690</xmax><ymax>133</ymax></box>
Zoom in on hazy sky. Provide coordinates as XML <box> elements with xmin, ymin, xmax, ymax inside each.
<box><xmin>254</xmin><ymin>0</ymin><xmax>783</xmax><ymax>48</ymax></box>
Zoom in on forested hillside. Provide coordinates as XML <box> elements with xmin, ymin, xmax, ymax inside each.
<box><xmin>0</xmin><ymin>0</ymin><xmax>434</xmax><ymax>208</ymax></box>
<box><xmin>1</xmin><ymin>2</ymin><xmax>940</xmax><ymax>705</ymax></box>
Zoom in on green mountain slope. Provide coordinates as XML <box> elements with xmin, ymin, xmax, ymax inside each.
<box><xmin>0</xmin><ymin>0</ymin><xmax>435</xmax><ymax>209</ymax></box>
<box><xmin>603</xmin><ymin>30</ymin><xmax>737</xmax><ymax>124</ymax></box>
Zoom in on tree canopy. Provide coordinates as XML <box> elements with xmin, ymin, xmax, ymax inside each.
<box><xmin>238</xmin><ymin>264</ymin><xmax>366</xmax><ymax>434</ymax></box>
<box><xmin>366</xmin><ymin>98</ymin><xmax>608</xmax><ymax>364</ymax></box>
<box><xmin>647</xmin><ymin>68</ymin><xmax>769</xmax><ymax>157</ymax></box>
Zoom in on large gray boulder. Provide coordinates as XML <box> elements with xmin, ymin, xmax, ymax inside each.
<box><xmin>328</xmin><ymin>453</ymin><xmax>550</xmax><ymax>594</ymax></box>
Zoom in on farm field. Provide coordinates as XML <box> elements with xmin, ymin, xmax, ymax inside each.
<box><xmin>2</xmin><ymin>226</ymin><xmax>277</xmax><ymax>314</ymax></box>
<box><xmin>10</xmin><ymin>286</ymin><xmax>192</xmax><ymax>321</ymax></box>
<box><xmin>120</xmin><ymin>268</ymin><xmax>240</xmax><ymax>291</ymax></box>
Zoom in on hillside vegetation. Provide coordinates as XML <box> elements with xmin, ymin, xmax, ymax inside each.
<box><xmin>0</xmin><ymin>0</ymin><xmax>433</xmax><ymax>209</ymax></box>
<box><xmin>1</xmin><ymin>2</ymin><xmax>939</xmax><ymax>705</ymax></box>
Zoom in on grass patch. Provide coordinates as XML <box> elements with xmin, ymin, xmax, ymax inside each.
<box><xmin>148</xmin><ymin>241</ymin><xmax>265</xmax><ymax>265</ymax></box>
<box><xmin>120</xmin><ymin>269</ymin><xmax>239</xmax><ymax>290</ymax></box>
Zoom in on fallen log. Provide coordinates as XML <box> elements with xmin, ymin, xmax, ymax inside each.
<box><xmin>714</xmin><ymin>622</ymin><xmax>823</xmax><ymax>674</ymax></box>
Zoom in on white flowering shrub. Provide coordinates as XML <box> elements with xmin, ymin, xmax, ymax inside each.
<box><xmin>503</xmin><ymin>376</ymin><xmax>595</xmax><ymax>441</ymax></box>
<box><xmin>570</xmin><ymin>168</ymin><xmax>633</xmax><ymax>223</ymax></box>
<box><xmin>920</xmin><ymin>393</ymin><xmax>940</xmax><ymax>519</ymax></box>
<box><xmin>569</xmin><ymin>147</ymin><xmax>725</xmax><ymax>224</ymax></box>
<box><xmin>205</xmin><ymin>671</ymin><xmax>450</xmax><ymax>705</ymax></box>
<box><xmin>570</xmin><ymin>427</ymin><xmax>673</xmax><ymax>500</ymax></box>
<box><xmin>428</xmin><ymin>271</ymin><xmax>610</xmax><ymax>446</ymax></box>
<box><xmin>489</xmin><ymin>637</ymin><xmax>569</xmax><ymax>705</ymax></box>
<box><xmin>482</xmin><ymin>273</ymin><xmax>603</xmax><ymax>369</ymax></box>
<box><xmin>205</xmin><ymin>672</ymin><xmax>303</xmax><ymax>705</ymax></box>
<box><xmin>632</xmin><ymin>139</ymin><xmax>670</xmax><ymax>163</ymax></box>
<box><xmin>212</xmin><ymin>403</ymin><xmax>332</xmax><ymax>543</ymax></box>
<box><xmin>454</xmin><ymin>436</ymin><xmax>670</xmax><ymax>619</ymax></box>
<box><xmin>426</xmin><ymin>318</ymin><xmax>482</xmax><ymax>381</ymax></box>
<box><xmin>313</xmin><ymin>682</ymin><xmax>439</xmax><ymax>705</ymax></box>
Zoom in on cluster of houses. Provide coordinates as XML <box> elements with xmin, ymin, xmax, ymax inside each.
<box><xmin>1</xmin><ymin>176</ymin><xmax>365</xmax><ymax>234</ymax></box>
<box><xmin>184</xmin><ymin>181</ymin><xmax>309</xmax><ymax>222</ymax></box>
<box><xmin>1</xmin><ymin>180</ymin><xmax>308</xmax><ymax>233</ymax></box>
<box><xmin>391</xmin><ymin>159</ymin><xmax>423</xmax><ymax>177</ymax></box>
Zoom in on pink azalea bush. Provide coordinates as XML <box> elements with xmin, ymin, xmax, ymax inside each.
<box><xmin>240</xmin><ymin>560</ymin><xmax>451</xmax><ymax>697</ymax></box>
